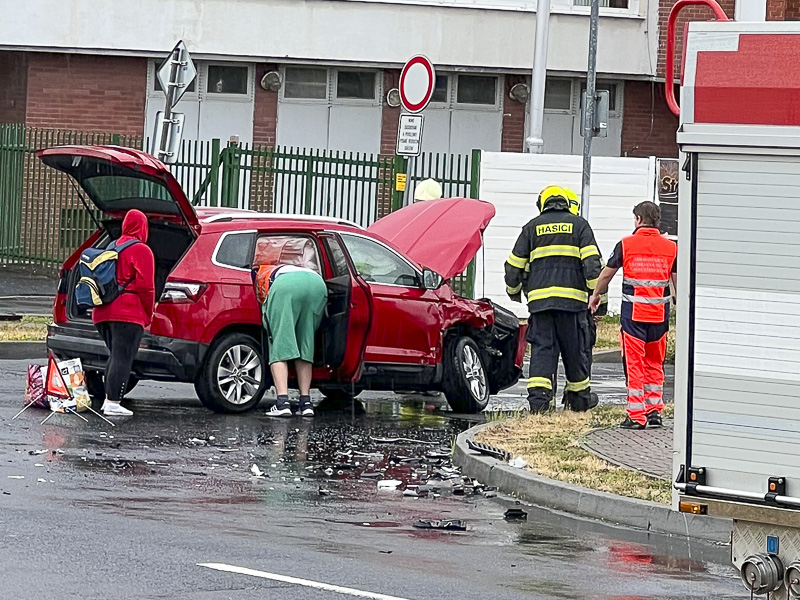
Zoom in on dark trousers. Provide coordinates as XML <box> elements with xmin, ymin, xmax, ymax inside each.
<box><xmin>96</xmin><ymin>321</ymin><xmax>144</xmax><ymax>402</ymax></box>
<box><xmin>527</xmin><ymin>310</ymin><xmax>591</xmax><ymax>412</ymax></box>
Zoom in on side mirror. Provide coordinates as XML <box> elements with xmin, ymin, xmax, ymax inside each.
<box><xmin>422</xmin><ymin>268</ymin><xmax>444</xmax><ymax>290</ymax></box>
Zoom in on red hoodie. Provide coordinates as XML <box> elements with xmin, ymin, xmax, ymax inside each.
<box><xmin>92</xmin><ymin>209</ymin><xmax>156</xmax><ymax>328</ymax></box>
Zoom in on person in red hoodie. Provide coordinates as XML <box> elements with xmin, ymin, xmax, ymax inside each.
<box><xmin>92</xmin><ymin>209</ymin><xmax>155</xmax><ymax>417</ymax></box>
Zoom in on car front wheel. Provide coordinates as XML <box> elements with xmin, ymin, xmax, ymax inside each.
<box><xmin>442</xmin><ymin>336</ymin><xmax>490</xmax><ymax>413</ymax></box>
<box><xmin>195</xmin><ymin>333</ymin><xmax>268</xmax><ymax>413</ymax></box>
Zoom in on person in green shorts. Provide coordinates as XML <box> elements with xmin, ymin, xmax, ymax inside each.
<box><xmin>261</xmin><ymin>265</ymin><xmax>328</xmax><ymax>417</ymax></box>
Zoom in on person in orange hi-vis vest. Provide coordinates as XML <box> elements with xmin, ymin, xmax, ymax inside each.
<box><xmin>588</xmin><ymin>201</ymin><xmax>677</xmax><ymax>429</ymax></box>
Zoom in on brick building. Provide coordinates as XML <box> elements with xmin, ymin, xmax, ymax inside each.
<box><xmin>0</xmin><ymin>0</ymin><xmax>789</xmax><ymax>160</ymax></box>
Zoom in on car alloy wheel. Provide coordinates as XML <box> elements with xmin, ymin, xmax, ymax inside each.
<box><xmin>216</xmin><ymin>344</ymin><xmax>263</xmax><ymax>406</ymax></box>
<box><xmin>461</xmin><ymin>344</ymin><xmax>488</xmax><ymax>401</ymax></box>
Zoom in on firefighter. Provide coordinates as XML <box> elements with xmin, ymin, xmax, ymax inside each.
<box><xmin>588</xmin><ymin>201</ymin><xmax>677</xmax><ymax>429</ymax></box>
<box><xmin>505</xmin><ymin>185</ymin><xmax>604</xmax><ymax>413</ymax></box>
<box><xmin>549</xmin><ymin>188</ymin><xmax>606</xmax><ymax>407</ymax></box>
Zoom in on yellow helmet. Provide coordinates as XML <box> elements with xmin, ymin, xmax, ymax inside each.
<box><xmin>537</xmin><ymin>185</ymin><xmax>569</xmax><ymax>211</ymax></box>
<box><xmin>564</xmin><ymin>187</ymin><xmax>581</xmax><ymax>215</ymax></box>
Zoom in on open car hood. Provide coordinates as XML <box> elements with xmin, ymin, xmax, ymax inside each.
<box><xmin>367</xmin><ymin>198</ymin><xmax>495</xmax><ymax>280</ymax></box>
<box><xmin>38</xmin><ymin>145</ymin><xmax>198</xmax><ymax>230</ymax></box>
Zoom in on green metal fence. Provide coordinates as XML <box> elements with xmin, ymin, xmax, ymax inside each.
<box><xmin>1</xmin><ymin>124</ymin><xmax>480</xmax><ymax>296</ymax></box>
<box><xmin>0</xmin><ymin>124</ymin><xmax>142</xmax><ymax>267</ymax></box>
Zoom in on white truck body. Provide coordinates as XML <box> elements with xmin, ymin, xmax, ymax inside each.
<box><xmin>673</xmin><ymin>19</ymin><xmax>800</xmax><ymax>598</ymax></box>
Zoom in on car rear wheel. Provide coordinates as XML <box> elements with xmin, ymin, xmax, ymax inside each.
<box><xmin>85</xmin><ymin>370</ymin><xmax>138</xmax><ymax>406</ymax></box>
<box><xmin>442</xmin><ymin>336</ymin><xmax>490</xmax><ymax>413</ymax></box>
<box><xmin>195</xmin><ymin>333</ymin><xmax>268</xmax><ymax>413</ymax></box>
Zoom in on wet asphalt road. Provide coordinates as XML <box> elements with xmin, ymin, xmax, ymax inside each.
<box><xmin>0</xmin><ymin>359</ymin><xmax>742</xmax><ymax>600</ymax></box>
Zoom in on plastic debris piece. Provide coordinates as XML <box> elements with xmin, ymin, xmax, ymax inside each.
<box><xmin>377</xmin><ymin>479</ymin><xmax>402</xmax><ymax>491</ymax></box>
<box><xmin>504</xmin><ymin>508</ymin><xmax>528</xmax><ymax>520</ymax></box>
<box><xmin>7</xmin><ymin>476</ymin><xmax>24</xmax><ymax>480</ymax></box>
<box><xmin>467</xmin><ymin>439</ymin><xmax>511</xmax><ymax>461</ymax></box>
<box><xmin>371</xmin><ymin>436</ymin><xmax>437</xmax><ymax>446</ymax></box>
<box><xmin>483</xmin><ymin>491</ymin><xmax>498</xmax><ymax>499</ymax></box>
<box><xmin>413</xmin><ymin>519</ymin><xmax>467</xmax><ymax>531</ymax></box>
<box><xmin>217</xmin><ymin>448</ymin><xmax>237</xmax><ymax>453</ymax></box>
<box><xmin>37</xmin><ymin>478</ymin><xmax>47</xmax><ymax>483</ymax></box>
<box><xmin>508</xmin><ymin>457</ymin><xmax>528</xmax><ymax>469</ymax></box>
<box><xmin>34</xmin><ymin>463</ymin><xmax>44</xmax><ymax>467</ymax></box>
<box><xmin>28</xmin><ymin>449</ymin><xmax>47</xmax><ymax>456</ymax></box>
<box><xmin>250</xmin><ymin>464</ymin><xmax>265</xmax><ymax>478</ymax></box>
<box><xmin>324</xmin><ymin>468</ymin><xmax>334</xmax><ymax>476</ymax></box>
<box><xmin>319</xmin><ymin>487</ymin><xmax>331</xmax><ymax>496</ymax></box>
<box><xmin>403</xmin><ymin>489</ymin><xmax>418</xmax><ymax>497</ymax></box>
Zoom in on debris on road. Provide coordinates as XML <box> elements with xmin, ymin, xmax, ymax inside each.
<box><xmin>7</xmin><ymin>476</ymin><xmax>24</xmax><ymax>480</ymax></box>
<box><xmin>504</xmin><ymin>508</ymin><xmax>528</xmax><ymax>521</ymax></box>
<box><xmin>371</xmin><ymin>436</ymin><xmax>438</xmax><ymax>446</ymax></box>
<box><xmin>377</xmin><ymin>479</ymin><xmax>402</xmax><ymax>491</ymax></box>
<box><xmin>250</xmin><ymin>464</ymin><xmax>265</xmax><ymax>478</ymax></box>
<box><xmin>508</xmin><ymin>457</ymin><xmax>528</xmax><ymax>469</ymax></box>
<box><xmin>413</xmin><ymin>519</ymin><xmax>467</xmax><ymax>531</ymax></box>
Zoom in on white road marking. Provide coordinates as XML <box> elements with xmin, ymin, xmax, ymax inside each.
<box><xmin>198</xmin><ymin>563</ymin><xmax>413</xmax><ymax>600</ymax></box>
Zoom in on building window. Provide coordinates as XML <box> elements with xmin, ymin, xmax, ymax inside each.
<box><xmin>431</xmin><ymin>75</ymin><xmax>449</xmax><ymax>103</ymax></box>
<box><xmin>337</xmin><ymin>71</ymin><xmax>376</xmax><ymax>100</ymax></box>
<box><xmin>544</xmin><ymin>79</ymin><xmax>572</xmax><ymax>111</ymax></box>
<box><xmin>207</xmin><ymin>65</ymin><xmax>249</xmax><ymax>94</ymax></box>
<box><xmin>573</xmin><ymin>0</ymin><xmax>629</xmax><ymax>7</ymax></box>
<box><xmin>284</xmin><ymin>67</ymin><xmax>328</xmax><ymax>99</ymax></box>
<box><xmin>579</xmin><ymin>82</ymin><xmax>619</xmax><ymax>112</ymax></box>
<box><xmin>456</xmin><ymin>75</ymin><xmax>497</xmax><ymax>105</ymax></box>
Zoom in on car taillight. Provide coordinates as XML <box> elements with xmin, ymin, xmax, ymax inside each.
<box><xmin>160</xmin><ymin>282</ymin><xmax>207</xmax><ymax>304</ymax></box>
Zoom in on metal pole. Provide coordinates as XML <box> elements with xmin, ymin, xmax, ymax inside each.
<box><xmin>526</xmin><ymin>0</ymin><xmax>551</xmax><ymax>154</ymax></box>
<box><xmin>580</xmin><ymin>0</ymin><xmax>600</xmax><ymax>219</ymax></box>
<box><xmin>158</xmin><ymin>46</ymin><xmax>181</xmax><ymax>161</ymax></box>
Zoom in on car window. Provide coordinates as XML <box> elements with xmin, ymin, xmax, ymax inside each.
<box><xmin>340</xmin><ymin>234</ymin><xmax>419</xmax><ymax>287</ymax></box>
<box><xmin>214</xmin><ymin>232</ymin><xmax>256</xmax><ymax>270</ymax></box>
<box><xmin>322</xmin><ymin>236</ymin><xmax>350</xmax><ymax>278</ymax></box>
<box><xmin>253</xmin><ymin>234</ymin><xmax>321</xmax><ymax>273</ymax></box>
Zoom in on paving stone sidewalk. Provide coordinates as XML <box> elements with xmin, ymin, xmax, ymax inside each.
<box><xmin>581</xmin><ymin>419</ymin><xmax>673</xmax><ymax>480</ymax></box>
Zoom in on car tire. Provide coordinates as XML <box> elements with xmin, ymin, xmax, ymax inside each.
<box><xmin>195</xmin><ymin>333</ymin><xmax>268</xmax><ymax>414</ymax></box>
<box><xmin>85</xmin><ymin>371</ymin><xmax>139</xmax><ymax>407</ymax></box>
<box><xmin>442</xmin><ymin>336</ymin><xmax>490</xmax><ymax>414</ymax></box>
<box><xmin>85</xmin><ymin>370</ymin><xmax>105</xmax><ymax>405</ymax></box>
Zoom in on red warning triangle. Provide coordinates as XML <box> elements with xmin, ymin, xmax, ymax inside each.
<box><xmin>45</xmin><ymin>352</ymin><xmax>71</xmax><ymax>399</ymax></box>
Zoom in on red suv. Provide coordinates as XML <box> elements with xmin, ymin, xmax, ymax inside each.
<box><xmin>41</xmin><ymin>146</ymin><xmax>525</xmax><ymax>414</ymax></box>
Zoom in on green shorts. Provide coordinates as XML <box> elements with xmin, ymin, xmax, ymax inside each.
<box><xmin>262</xmin><ymin>271</ymin><xmax>328</xmax><ymax>364</ymax></box>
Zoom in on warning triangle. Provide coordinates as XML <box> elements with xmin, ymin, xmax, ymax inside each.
<box><xmin>45</xmin><ymin>352</ymin><xmax>71</xmax><ymax>399</ymax></box>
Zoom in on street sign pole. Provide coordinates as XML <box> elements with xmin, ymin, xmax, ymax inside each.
<box><xmin>580</xmin><ymin>0</ymin><xmax>600</xmax><ymax>219</ymax></box>
<box><xmin>158</xmin><ymin>45</ymin><xmax>182</xmax><ymax>162</ymax></box>
<box><xmin>526</xmin><ymin>0</ymin><xmax>551</xmax><ymax>154</ymax></box>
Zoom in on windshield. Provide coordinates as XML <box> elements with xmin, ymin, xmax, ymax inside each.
<box><xmin>81</xmin><ymin>175</ymin><xmax>179</xmax><ymax>215</ymax></box>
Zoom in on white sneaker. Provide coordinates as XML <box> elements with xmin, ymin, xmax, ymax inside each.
<box><xmin>299</xmin><ymin>405</ymin><xmax>315</xmax><ymax>417</ymax></box>
<box><xmin>102</xmin><ymin>401</ymin><xmax>133</xmax><ymax>416</ymax></box>
<box><xmin>267</xmin><ymin>404</ymin><xmax>293</xmax><ymax>418</ymax></box>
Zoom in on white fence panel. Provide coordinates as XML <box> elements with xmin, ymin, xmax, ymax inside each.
<box><xmin>477</xmin><ymin>152</ymin><xmax>656</xmax><ymax>317</ymax></box>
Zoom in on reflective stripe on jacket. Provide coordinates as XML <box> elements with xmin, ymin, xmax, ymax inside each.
<box><xmin>620</xmin><ymin>227</ymin><xmax>677</xmax><ymax>323</ymax></box>
<box><xmin>504</xmin><ymin>199</ymin><xmax>603</xmax><ymax>313</ymax></box>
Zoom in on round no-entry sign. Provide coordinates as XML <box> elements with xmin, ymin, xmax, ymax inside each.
<box><xmin>399</xmin><ymin>55</ymin><xmax>436</xmax><ymax>113</ymax></box>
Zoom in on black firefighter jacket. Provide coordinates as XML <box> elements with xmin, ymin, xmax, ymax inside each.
<box><xmin>505</xmin><ymin>199</ymin><xmax>604</xmax><ymax>314</ymax></box>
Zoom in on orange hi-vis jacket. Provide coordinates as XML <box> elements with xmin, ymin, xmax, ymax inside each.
<box><xmin>619</xmin><ymin>227</ymin><xmax>677</xmax><ymax>323</ymax></box>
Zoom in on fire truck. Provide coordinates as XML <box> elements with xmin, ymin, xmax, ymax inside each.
<box><xmin>670</xmin><ymin>1</ymin><xmax>800</xmax><ymax>596</ymax></box>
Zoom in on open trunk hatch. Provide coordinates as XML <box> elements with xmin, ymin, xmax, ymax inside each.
<box><xmin>38</xmin><ymin>145</ymin><xmax>198</xmax><ymax>229</ymax></box>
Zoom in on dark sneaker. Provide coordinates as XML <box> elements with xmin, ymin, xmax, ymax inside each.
<box><xmin>298</xmin><ymin>398</ymin><xmax>315</xmax><ymax>417</ymax></box>
<box><xmin>267</xmin><ymin>403</ymin><xmax>293</xmax><ymax>418</ymax></box>
<box><xmin>619</xmin><ymin>417</ymin><xmax>646</xmax><ymax>430</ymax></box>
<box><xmin>647</xmin><ymin>413</ymin><xmax>663</xmax><ymax>428</ymax></box>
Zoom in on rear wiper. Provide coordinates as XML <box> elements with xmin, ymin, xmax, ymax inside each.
<box><xmin>68</xmin><ymin>177</ymin><xmax>103</xmax><ymax>232</ymax></box>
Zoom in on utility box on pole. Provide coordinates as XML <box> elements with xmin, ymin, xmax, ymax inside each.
<box><xmin>580</xmin><ymin>90</ymin><xmax>609</xmax><ymax>138</ymax></box>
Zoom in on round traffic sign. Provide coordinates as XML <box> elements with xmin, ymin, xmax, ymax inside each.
<box><xmin>399</xmin><ymin>55</ymin><xmax>436</xmax><ymax>114</ymax></box>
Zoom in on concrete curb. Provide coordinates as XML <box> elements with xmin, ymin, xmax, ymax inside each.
<box><xmin>0</xmin><ymin>341</ymin><xmax>47</xmax><ymax>360</ymax></box>
<box><xmin>453</xmin><ymin>422</ymin><xmax>732</xmax><ymax>543</ymax></box>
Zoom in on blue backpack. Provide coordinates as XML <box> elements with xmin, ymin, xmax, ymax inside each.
<box><xmin>75</xmin><ymin>239</ymin><xmax>140</xmax><ymax>308</ymax></box>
